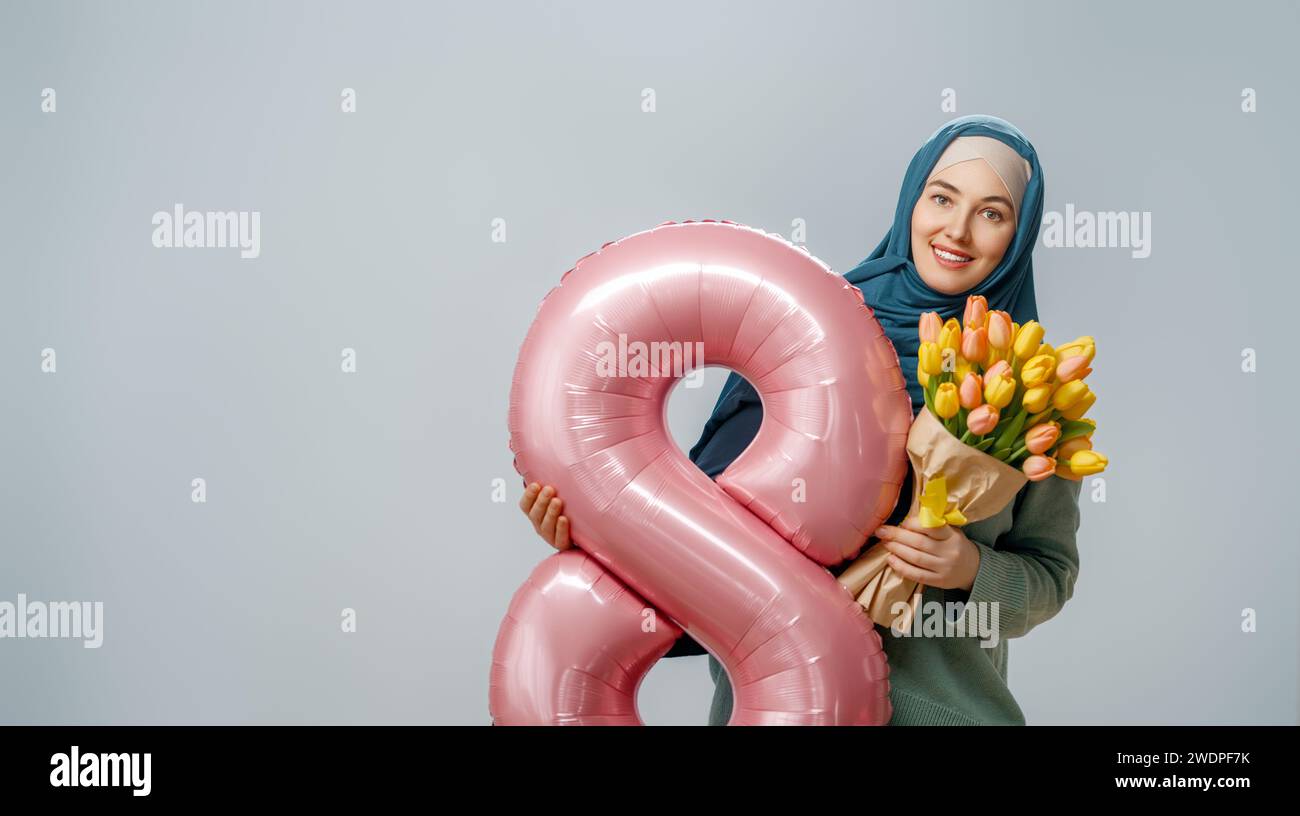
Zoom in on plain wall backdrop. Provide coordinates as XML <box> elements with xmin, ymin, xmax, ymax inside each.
<box><xmin>1</xmin><ymin>0</ymin><xmax>1296</xmax><ymax>724</ymax></box>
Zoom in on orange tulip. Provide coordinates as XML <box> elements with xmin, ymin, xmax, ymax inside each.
<box><xmin>1024</xmin><ymin>421</ymin><xmax>1061</xmax><ymax>455</ymax></box>
<box><xmin>961</xmin><ymin>326</ymin><xmax>988</xmax><ymax>363</ymax></box>
<box><xmin>1056</xmin><ymin>355</ymin><xmax>1092</xmax><ymax>383</ymax></box>
<box><xmin>918</xmin><ymin>311</ymin><xmax>942</xmax><ymax>344</ymax></box>
<box><xmin>959</xmin><ymin>372</ymin><xmax>984</xmax><ymax>409</ymax></box>
<box><xmin>1054</xmin><ymin>436</ymin><xmax>1092</xmax><ymax>460</ymax></box>
<box><xmin>1022</xmin><ymin>455</ymin><xmax>1057</xmax><ymax>482</ymax></box>
<box><xmin>987</xmin><ymin>311</ymin><xmax>1013</xmax><ymax>350</ymax></box>
<box><xmin>964</xmin><ymin>295</ymin><xmax>988</xmax><ymax>331</ymax></box>
<box><xmin>1054</xmin><ymin>460</ymin><xmax>1084</xmax><ymax>481</ymax></box>
<box><xmin>985</xmin><ymin>359</ymin><xmax>1012</xmax><ymax>381</ymax></box>
<box><xmin>966</xmin><ymin>404</ymin><xmax>1000</xmax><ymax>435</ymax></box>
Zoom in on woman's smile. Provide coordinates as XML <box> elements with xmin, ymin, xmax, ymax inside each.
<box><xmin>932</xmin><ymin>242</ymin><xmax>975</xmax><ymax>268</ymax></box>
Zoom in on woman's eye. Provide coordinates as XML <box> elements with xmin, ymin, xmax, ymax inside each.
<box><xmin>982</xmin><ymin>209</ymin><xmax>1003</xmax><ymax>222</ymax></box>
<box><xmin>931</xmin><ymin>194</ymin><xmax>950</xmax><ymax>206</ymax></box>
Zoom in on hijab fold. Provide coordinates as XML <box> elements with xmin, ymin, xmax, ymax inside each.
<box><xmin>689</xmin><ymin>115</ymin><xmax>1045</xmax><ymax>475</ymax></box>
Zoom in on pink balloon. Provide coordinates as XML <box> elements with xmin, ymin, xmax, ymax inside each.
<box><xmin>491</xmin><ymin>221</ymin><xmax>911</xmax><ymax>725</ymax></box>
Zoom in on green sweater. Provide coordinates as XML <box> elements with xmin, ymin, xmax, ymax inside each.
<box><xmin>706</xmin><ymin>473</ymin><xmax>1084</xmax><ymax>726</ymax></box>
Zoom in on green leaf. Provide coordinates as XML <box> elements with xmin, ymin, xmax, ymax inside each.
<box><xmin>995</xmin><ymin>407</ymin><xmax>1029</xmax><ymax>451</ymax></box>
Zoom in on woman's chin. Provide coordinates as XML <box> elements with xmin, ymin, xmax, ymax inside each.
<box><xmin>916</xmin><ymin>264</ymin><xmax>988</xmax><ymax>295</ymax></box>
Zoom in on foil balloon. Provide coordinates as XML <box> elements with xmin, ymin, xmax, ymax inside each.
<box><xmin>490</xmin><ymin>220</ymin><xmax>911</xmax><ymax>725</ymax></box>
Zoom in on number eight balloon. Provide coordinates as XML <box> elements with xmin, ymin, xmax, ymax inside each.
<box><xmin>490</xmin><ymin>220</ymin><xmax>912</xmax><ymax>725</ymax></box>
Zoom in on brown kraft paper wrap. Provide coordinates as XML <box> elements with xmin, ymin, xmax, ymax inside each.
<box><xmin>837</xmin><ymin>406</ymin><xmax>1028</xmax><ymax>631</ymax></box>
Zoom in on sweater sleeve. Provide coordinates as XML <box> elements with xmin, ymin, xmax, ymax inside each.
<box><xmin>961</xmin><ymin>474</ymin><xmax>1084</xmax><ymax>641</ymax></box>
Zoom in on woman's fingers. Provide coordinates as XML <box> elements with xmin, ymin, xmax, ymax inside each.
<box><xmin>882</xmin><ymin>538</ymin><xmax>941</xmax><ymax>571</ymax></box>
<box><xmin>519</xmin><ymin>482</ymin><xmax>541</xmax><ymax>513</ymax></box>
<box><xmin>528</xmin><ymin>485</ymin><xmax>555</xmax><ymax>528</ymax></box>
<box><xmin>876</xmin><ymin>524</ymin><xmax>937</xmax><ymax>553</ymax></box>
<box><xmin>555</xmin><ymin>516</ymin><xmax>571</xmax><ymax>550</ymax></box>
<box><xmin>886</xmin><ymin>553</ymin><xmax>941</xmax><ymax>584</ymax></box>
<box><xmin>899</xmin><ymin>516</ymin><xmax>953</xmax><ymax>540</ymax></box>
<box><xmin>539</xmin><ymin>497</ymin><xmax>563</xmax><ymax>543</ymax></box>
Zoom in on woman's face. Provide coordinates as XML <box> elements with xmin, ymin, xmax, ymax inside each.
<box><xmin>909</xmin><ymin>158</ymin><xmax>1017</xmax><ymax>294</ymax></box>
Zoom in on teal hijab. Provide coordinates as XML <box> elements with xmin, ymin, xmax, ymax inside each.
<box><xmin>688</xmin><ymin>114</ymin><xmax>1045</xmax><ymax>469</ymax></box>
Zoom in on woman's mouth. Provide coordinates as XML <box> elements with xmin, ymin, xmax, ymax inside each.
<box><xmin>931</xmin><ymin>243</ymin><xmax>974</xmax><ymax>269</ymax></box>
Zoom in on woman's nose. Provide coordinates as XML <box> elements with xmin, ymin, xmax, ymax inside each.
<box><xmin>944</xmin><ymin>214</ymin><xmax>971</xmax><ymax>243</ymax></box>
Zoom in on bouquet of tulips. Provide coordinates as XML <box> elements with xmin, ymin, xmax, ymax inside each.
<box><xmin>916</xmin><ymin>295</ymin><xmax>1107</xmax><ymax>483</ymax></box>
<box><xmin>838</xmin><ymin>295</ymin><xmax>1108</xmax><ymax>630</ymax></box>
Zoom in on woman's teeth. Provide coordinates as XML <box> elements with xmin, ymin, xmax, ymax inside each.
<box><xmin>933</xmin><ymin>246</ymin><xmax>973</xmax><ymax>263</ymax></box>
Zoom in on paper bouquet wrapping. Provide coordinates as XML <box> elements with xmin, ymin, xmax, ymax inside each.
<box><xmin>837</xmin><ymin>294</ymin><xmax>1109</xmax><ymax>631</ymax></box>
<box><xmin>837</xmin><ymin>407</ymin><xmax>1027</xmax><ymax>630</ymax></box>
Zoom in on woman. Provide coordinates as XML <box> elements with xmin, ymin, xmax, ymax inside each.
<box><xmin>520</xmin><ymin>114</ymin><xmax>1083</xmax><ymax>726</ymax></box>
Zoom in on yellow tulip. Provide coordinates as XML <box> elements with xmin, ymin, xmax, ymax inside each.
<box><xmin>1054</xmin><ymin>436</ymin><xmax>1092</xmax><ymax>460</ymax></box>
<box><xmin>1012</xmin><ymin>320</ymin><xmax>1045</xmax><ymax>359</ymax></box>
<box><xmin>1022</xmin><ymin>383</ymin><xmax>1054</xmax><ymax>413</ymax></box>
<box><xmin>1051</xmin><ymin>380</ymin><xmax>1089</xmax><ymax>411</ymax></box>
<box><xmin>955</xmin><ymin>358</ymin><xmax>973</xmax><ymax>383</ymax></box>
<box><xmin>934</xmin><ymin>382</ymin><xmax>960</xmax><ymax>419</ymax></box>
<box><xmin>1059</xmin><ymin>389</ymin><xmax>1096</xmax><ymax>420</ymax></box>
<box><xmin>918</xmin><ymin>341</ymin><xmax>943</xmax><ymax>376</ymax></box>
<box><xmin>918</xmin><ymin>476</ymin><xmax>968</xmax><ymax>528</ymax></box>
<box><xmin>984</xmin><ymin>373</ymin><xmax>1015</xmax><ymax>409</ymax></box>
<box><xmin>984</xmin><ymin>345</ymin><xmax>1003</xmax><ymax>369</ymax></box>
<box><xmin>1036</xmin><ymin>342</ymin><xmax>1055</xmax><ymax>358</ymax></box>
<box><xmin>1056</xmin><ymin>335</ymin><xmax>1096</xmax><ymax>364</ymax></box>
<box><xmin>917</xmin><ymin>360</ymin><xmax>929</xmax><ymax>388</ymax></box>
<box><xmin>938</xmin><ymin>318</ymin><xmax>962</xmax><ymax>352</ymax></box>
<box><xmin>1020</xmin><ymin>353</ymin><xmax>1057</xmax><ymax>388</ymax></box>
<box><xmin>1069</xmin><ymin>450</ymin><xmax>1108</xmax><ymax>476</ymax></box>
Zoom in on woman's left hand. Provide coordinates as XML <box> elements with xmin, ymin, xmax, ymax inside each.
<box><xmin>874</xmin><ymin>517</ymin><xmax>981</xmax><ymax>592</ymax></box>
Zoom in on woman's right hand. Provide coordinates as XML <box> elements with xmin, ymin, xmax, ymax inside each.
<box><xmin>519</xmin><ymin>482</ymin><xmax>571</xmax><ymax>550</ymax></box>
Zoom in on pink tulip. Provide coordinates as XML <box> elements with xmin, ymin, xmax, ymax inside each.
<box><xmin>1022</xmin><ymin>455</ymin><xmax>1057</xmax><ymax>481</ymax></box>
<box><xmin>966</xmin><ymin>404</ymin><xmax>1000</xmax><ymax>435</ymax></box>
<box><xmin>986</xmin><ymin>311</ymin><xmax>1013</xmax><ymax>350</ymax></box>
<box><xmin>959</xmin><ymin>372</ymin><xmax>984</xmax><ymax>409</ymax></box>
<box><xmin>964</xmin><ymin>295</ymin><xmax>988</xmax><ymax>330</ymax></box>
<box><xmin>1024</xmin><ymin>421</ymin><xmax>1061</xmax><ymax>455</ymax></box>
<box><xmin>1056</xmin><ymin>356</ymin><xmax>1092</xmax><ymax>383</ymax></box>
<box><xmin>960</xmin><ymin>326</ymin><xmax>988</xmax><ymax>364</ymax></box>
<box><xmin>985</xmin><ymin>359</ymin><xmax>1012</xmax><ymax>381</ymax></box>
<box><xmin>918</xmin><ymin>311</ymin><xmax>942</xmax><ymax>344</ymax></box>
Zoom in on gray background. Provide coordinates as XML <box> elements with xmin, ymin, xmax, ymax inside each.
<box><xmin>1</xmin><ymin>0</ymin><xmax>1296</xmax><ymax>725</ymax></box>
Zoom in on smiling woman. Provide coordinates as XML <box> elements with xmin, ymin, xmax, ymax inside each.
<box><xmin>910</xmin><ymin>135</ymin><xmax>1031</xmax><ymax>296</ymax></box>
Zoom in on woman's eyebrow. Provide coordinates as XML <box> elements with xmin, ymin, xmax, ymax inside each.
<box><xmin>927</xmin><ymin>179</ymin><xmax>1012</xmax><ymax>209</ymax></box>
